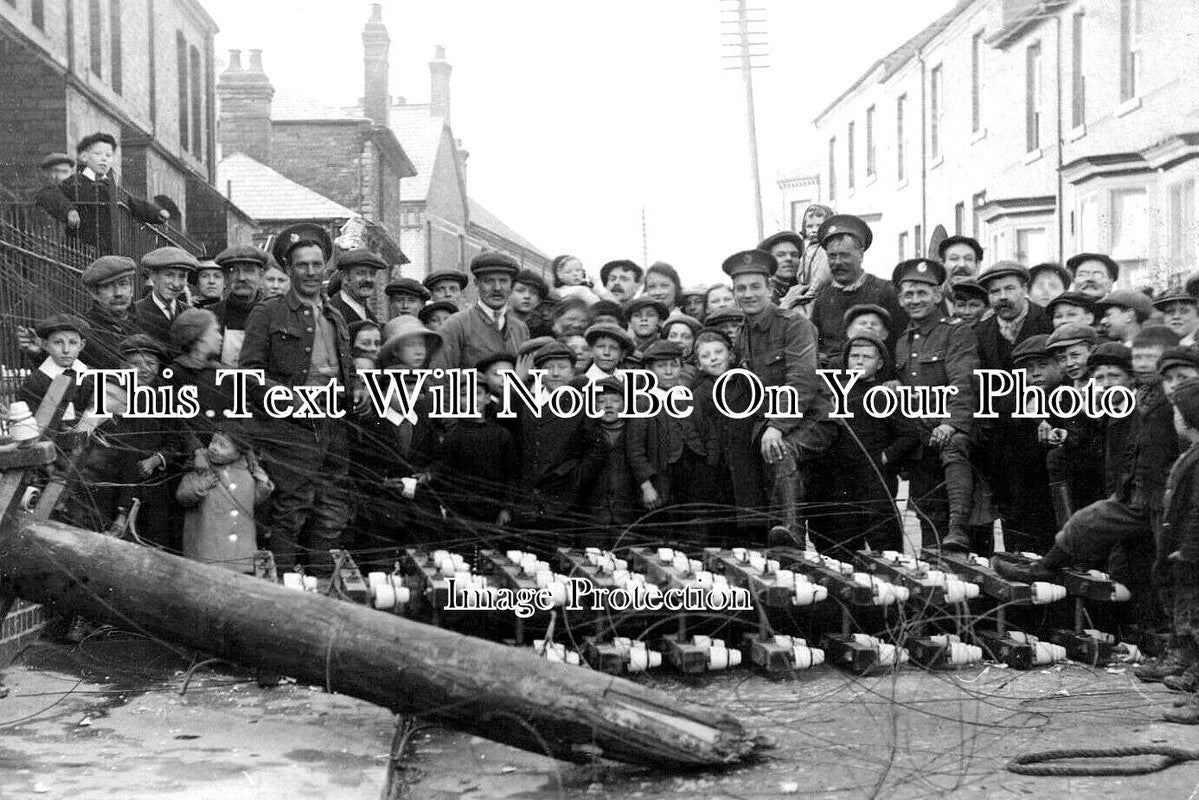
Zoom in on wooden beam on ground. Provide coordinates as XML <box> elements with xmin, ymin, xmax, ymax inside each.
<box><xmin>0</xmin><ymin>517</ymin><xmax>764</xmax><ymax>768</ymax></box>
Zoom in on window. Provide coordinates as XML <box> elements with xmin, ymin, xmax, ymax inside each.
<box><xmin>972</xmin><ymin>191</ymin><xmax>987</xmax><ymax>238</ymax></box>
<box><xmin>32</xmin><ymin>0</ymin><xmax>44</xmax><ymax>29</ymax></box>
<box><xmin>176</xmin><ymin>32</ymin><xmax>189</xmax><ymax>150</ymax></box>
<box><xmin>790</xmin><ymin>201</ymin><xmax>807</xmax><ymax>233</ymax></box>
<box><xmin>190</xmin><ymin>45</ymin><xmax>203</xmax><ymax>158</ymax></box>
<box><xmin>1120</xmin><ymin>0</ymin><xmax>1138</xmax><ymax>102</ymax></box>
<box><xmin>1016</xmin><ymin>228</ymin><xmax>1048</xmax><ymax>265</ymax></box>
<box><xmin>1170</xmin><ymin>180</ymin><xmax>1196</xmax><ymax>265</ymax></box>
<box><xmin>866</xmin><ymin>105</ymin><xmax>876</xmax><ymax>177</ymax></box>
<box><xmin>1026</xmin><ymin>42</ymin><xmax>1042</xmax><ymax>152</ymax></box>
<box><xmin>930</xmin><ymin>65</ymin><xmax>943</xmax><ymax>159</ymax></box>
<box><xmin>955</xmin><ymin>202</ymin><xmax>965</xmax><ymax>235</ymax></box>
<box><xmin>1071</xmin><ymin>12</ymin><xmax>1085</xmax><ymax>128</ymax></box>
<box><xmin>914</xmin><ymin>225</ymin><xmax>924</xmax><ymax>257</ymax></box>
<box><xmin>110</xmin><ymin>0</ymin><xmax>122</xmax><ymax>94</ymax></box>
<box><xmin>898</xmin><ymin>231</ymin><xmax>909</xmax><ymax>260</ymax></box>
<box><xmin>1111</xmin><ymin>187</ymin><xmax>1149</xmax><ymax>261</ymax></box>
<box><xmin>1077</xmin><ymin>195</ymin><xmax>1100</xmax><ymax>251</ymax></box>
<box><xmin>847</xmin><ymin>121</ymin><xmax>855</xmax><ymax>191</ymax></box>
<box><xmin>89</xmin><ymin>0</ymin><xmax>103</xmax><ymax>76</ymax></box>
<box><xmin>828</xmin><ymin>136</ymin><xmax>837</xmax><ymax>203</ymax></box>
<box><xmin>971</xmin><ymin>33</ymin><xmax>983</xmax><ymax>133</ymax></box>
<box><xmin>896</xmin><ymin>94</ymin><xmax>907</xmax><ymax>182</ymax></box>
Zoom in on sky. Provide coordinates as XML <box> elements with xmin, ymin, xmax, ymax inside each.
<box><xmin>203</xmin><ymin>0</ymin><xmax>956</xmax><ymax>284</ymax></box>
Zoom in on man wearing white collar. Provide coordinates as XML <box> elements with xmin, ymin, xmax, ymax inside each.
<box><xmin>329</xmin><ymin>248</ymin><xmax>386</xmax><ymax>324</ymax></box>
<box><xmin>134</xmin><ymin>246</ymin><xmax>198</xmax><ymax>344</ymax></box>
<box><xmin>431</xmin><ymin>252</ymin><xmax>530</xmax><ymax>370</ymax></box>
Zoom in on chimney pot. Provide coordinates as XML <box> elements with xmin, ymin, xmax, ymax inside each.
<box><xmin>227</xmin><ymin>49</ymin><xmax>243</xmax><ymax>71</ymax></box>
<box><xmin>362</xmin><ymin>4</ymin><xmax>391</xmax><ymax>126</ymax></box>
<box><xmin>434</xmin><ymin>45</ymin><xmax>446</xmax><ymax>60</ymax></box>
<box><xmin>249</xmin><ymin>49</ymin><xmax>265</xmax><ymax>72</ymax></box>
<box><xmin>370</xmin><ymin>2</ymin><xmax>382</xmax><ymax>21</ymax></box>
<box><xmin>429</xmin><ymin>47</ymin><xmax>452</xmax><ymax>124</ymax></box>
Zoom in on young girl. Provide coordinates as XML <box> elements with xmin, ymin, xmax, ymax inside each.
<box><xmin>349</xmin><ymin>319</ymin><xmax>382</xmax><ymax>361</ymax></box>
<box><xmin>551</xmin><ymin>254</ymin><xmax>601</xmax><ymax>305</ymax></box>
<box><xmin>643</xmin><ymin>262</ymin><xmax>681</xmax><ymax>311</ymax></box>
<box><xmin>662</xmin><ymin>311</ymin><xmax>702</xmax><ymax>388</ymax></box>
<box><xmin>797</xmin><ymin>204</ymin><xmax>834</xmax><ymax>298</ymax></box>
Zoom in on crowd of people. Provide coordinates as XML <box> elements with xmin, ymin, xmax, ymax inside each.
<box><xmin>12</xmin><ymin>134</ymin><xmax>1199</xmax><ymax>723</ymax></box>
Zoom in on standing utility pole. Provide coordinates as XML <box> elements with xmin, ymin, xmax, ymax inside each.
<box><xmin>641</xmin><ymin>206</ymin><xmax>649</xmax><ymax>266</ymax></box>
<box><xmin>721</xmin><ymin>0</ymin><xmax>768</xmax><ymax>241</ymax></box>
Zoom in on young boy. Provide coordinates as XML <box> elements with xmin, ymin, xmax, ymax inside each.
<box><xmin>190</xmin><ymin>260</ymin><xmax>226</xmax><ymax>310</ymax></box>
<box><xmin>950</xmin><ymin>282</ymin><xmax>989</xmax><ymax>326</ymax></box>
<box><xmin>582</xmin><ymin>322</ymin><xmax>634</xmax><ymax>382</ymax></box>
<box><xmin>690</xmin><ymin>329</ymin><xmax>766</xmax><ymax>544</ymax></box>
<box><xmin>33</xmin><ymin>152</ymin><xmax>79</xmax><ymax>228</ymax></box>
<box><xmin>624</xmin><ymin>297</ymin><xmax>667</xmax><ymax>352</ymax></box>
<box><xmin>1159</xmin><ymin>380</ymin><xmax>1199</xmax><ymax>722</ymax></box>
<box><xmin>59</xmin><ymin>133</ymin><xmax>168</xmax><ymax>254</ymax></box>
<box><xmin>820</xmin><ymin>334</ymin><xmax>921</xmax><ymax>556</ymax></box>
<box><xmin>18</xmin><ymin>314</ymin><xmax>92</xmax><ymax>422</ymax></box>
<box><xmin>575</xmin><ymin>377</ymin><xmax>640</xmax><ymax>544</ymax></box>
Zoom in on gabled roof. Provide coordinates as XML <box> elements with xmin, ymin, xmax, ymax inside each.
<box><xmin>216</xmin><ymin>152</ymin><xmax>353</xmax><ymax>221</ymax></box>
<box><xmin>468</xmin><ymin>198</ymin><xmax>546</xmax><ymax>258</ymax></box>
<box><xmin>813</xmin><ymin>1</ymin><xmax>971</xmax><ymax>125</ymax></box>
<box><xmin>389</xmin><ymin>104</ymin><xmax>451</xmax><ymax>203</ymax></box>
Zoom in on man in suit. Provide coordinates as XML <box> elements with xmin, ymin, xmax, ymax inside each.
<box><xmin>210</xmin><ymin>244</ymin><xmax>268</xmax><ymax>366</ymax></box>
<box><xmin>431</xmin><ymin>252</ymin><xmax>530</xmax><ymax>371</ymax></box>
<box><xmin>133</xmin><ymin>246</ymin><xmax>197</xmax><ymax>345</ymax></box>
<box><xmin>329</xmin><ymin>248</ymin><xmax>385</xmax><ymax>325</ymax></box>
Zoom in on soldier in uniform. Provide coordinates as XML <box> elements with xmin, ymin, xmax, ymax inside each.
<box><xmin>892</xmin><ymin>258</ymin><xmax>979</xmax><ymax>551</ymax></box>
<box><xmin>240</xmin><ymin>225</ymin><xmax>358</xmax><ymax>574</ymax></box>
<box><xmin>723</xmin><ymin>248</ymin><xmax>834</xmax><ymax>546</ymax></box>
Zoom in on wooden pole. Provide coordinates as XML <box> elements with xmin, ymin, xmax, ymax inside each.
<box><xmin>0</xmin><ymin>517</ymin><xmax>762</xmax><ymax>768</ymax></box>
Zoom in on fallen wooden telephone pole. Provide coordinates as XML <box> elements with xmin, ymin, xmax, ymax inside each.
<box><xmin>0</xmin><ymin>511</ymin><xmax>763</xmax><ymax>768</ymax></box>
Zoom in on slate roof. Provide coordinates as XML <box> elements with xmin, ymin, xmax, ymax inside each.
<box><xmin>388</xmin><ymin>104</ymin><xmax>449</xmax><ymax>203</ymax></box>
<box><xmin>216</xmin><ymin>153</ymin><xmax>354</xmax><ymax>221</ymax></box>
<box><xmin>468</xmin><ymin>198</ymin><xmax>546</xmax><ymax>257</ymax></box>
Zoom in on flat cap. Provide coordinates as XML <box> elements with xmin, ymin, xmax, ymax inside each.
<box><xmin>817</xmin><ymin>214</ymin><xmax>873</xmax><ymax>251</ymax></box>
<box><xmin>117</xmin><ymin>333</ymin><xmax>167</xmax><ymax>360</ymax></box>
<box><xmin>1011</xmin><ymin>334</ymin><xmax>1051</xmax><ymax>365</ymax></box>
<box><xmin>35</xmin><ymin>313</ymin><xmax>89</xmax><ymax>340</ymax></box>
<box><xmin>937</xmin><ymin>235</ymin><xmax>983</xmax><ymax>262</ymax></box>
<box><xmin>844</xmin><ymin>303</ymin><xmax>893</xmax><ymax>329</ymax></box>
<box><xmin>721</xmin><ymin>249</ymin><xmax>776</xmax><ymax>279</ymax></box>
<box><xmin>1173</xmin><ymin>377</ymin><xmax>1199</xmax><ymax>429</ymax></box>
<box><xmin>81</xmin><ymin>255</ymin><xmax>136</xmax><ymax>289</ymax></box>
<box><xmin>704</xmin><ymin>309</ymin><xmax>746</xmax><ymax>327</ymax></box>
<box><xmin>384</xmin><ymin>277</ymin><xmax>432</xmax><ymax>300</ymax></box>
<box><xmin>951</xmin><ymin>280</ymin><xmax>988</xmax><ymax>303</ymax></box>
<box><xmin>590</xmin><ymin>299</ymin><xmax>627</xmax><ymax>326</ymax></box>
<box><xmin>76</xmin><ymin>132</ymin><xmax>116</xmax><ymax>152</ymax></box>
<box><xmin>531</xmin><ymin>341</ymin><xmax>576</xmax><ymax>367</ymax></box>
<box><xmin>757</xmin><ymin>231</ymin><xmax>805</xmax><ymax>254</ymax></box>
<box><xmin>518</xmin><ymin>336</ymin><xmax>557</xmax><ymax>358</ymax></box>
<box><xmin>600</xmin><ymin>259</ymin><xmax>643</xmax><ymax>284</ymax></box>
<box><xmin>1045</xmin><ymin>323</ymin><xmax>1099</xmax><ymax>350</ymax></box>
<box><xmin>417</xmin><ymin>300</ymin><xmax>458</xmax><ymax>324</ymax></box>
<box><xmin>891</xmin><ymin>258</ymin><xmax>946</xmax><ymax>287</ymax></box>
<box><xmin>140</xmin><ymin>246</ymin><xmax>199</xmax><ymax>272</ymax></box>
<box><xmin>1030</xmin><ymin>261</ymin><xmax>1072</xmax><ymax>288</ymax></box>
<box><xmin>40</xmin><ymin>152</ymin><xmax>74</xmax><ymax>170</ymax></box>
<box><xmin>1096</xmin><ymin>289</ymin><xmax>1153</xmax><ymax>322</ymax></box>
<box><xmin>696</xmin><ymin>327</ymin><xmax>734</xmax><ymax>350</ymax></box>
<box><xmin>1066</xmin><ymin>252</ymin><xmax>1120</xmax><ymax>282</ymax></box>
<box><xmin>843</xmin><ymin>332</ymin><xmax>891</xmax><ymax>363</ymax></box>
<box><xmin>979</xmin><ymin>261</ymin><xmax>1030</xmax><ymax>287</ymax></box>
<box><xmin>423</xmin><ymin>269</ymin><xmax>469</xmax><ymax>290</ymax></box>
<box><xmin>641</xmin><ymin>339</ymin><xmax>684</xmax><ymax>363</ymax></box>
<box><xmin>1159</xmin><ymin>346</ymin><xmax>1199</xmax><ymax>375</ymax></box>
<box><xmin>595</xmin><ymin>375</ymin><xmax>624</xmax><ymax>395</ymax></box>
<box><xmin>1086</xmin><ymin>342</ymin><xmax>1133</xmax><ymax>373</ymax></box>
<box><xmin>1153</xmin><ymin>289</ymin><xmax>1199</xmax><ymax>311</ymax></box>
<box><xmin>679</xmin><ymin>284</ymin><xmax>709</xmax><ymax>301</ymax></box>
<box><xmin>214</xmin><ymin>244</ymin><xmax>268</xmax><ymax>269</ymax></box>
<box><xmin>470</xmin><ymin>251</ymin><xmax>520</xmax><ymax>279</ymax></box>
<box><xmin>271</xmin><ymin>222</ymin><xmax>333</xmax><ymax>266</ymax></box>
<box><xmin>624</xmin><ymin>296</ymin><xmax>669</xmax><ymax>320</ymax></box>
<box><xmin>336</xmin><ymin>248</ymin><xmax>388</xmax><ymax>272</ymax></box>
<box><xmin>662</xmin><ymin>311</ymin><xmax>703</xmax><ymax>336</ymax></box>
<box><xmin>1046</xmin><ymin>291</ymin><xmax>1097</xmax><ymax>316</ymax></box>
<box><xmin>475</xmin><ymin>350</ymin><xmax>518</xmax><ymax>373</ymax></box>
<box><xmin>584</xmin><ymin>322</ymin><xmax>635</xmax><ymax>353</ymax></box>
<box><xmin>189</xmin><ymin>259</ymin><xmax>223</xmax><ymax>283</ymax></box>
<box><xmin>513</xmin><ymin>268</ymin><xmax>549</xmax><ymax>297</ymax></box>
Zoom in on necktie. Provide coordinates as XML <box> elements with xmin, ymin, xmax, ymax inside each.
<box><xmin>495</xmin><ymin>313</ymin><xmax>505</xmax><ymax>333</ymax></box>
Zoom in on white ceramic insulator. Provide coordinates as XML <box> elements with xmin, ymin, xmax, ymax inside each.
<box><xmin>732</xmin><ymin>547</ymin><xmax>748</xmax><ymax>562</ymax></box>
<box><xmin>368</xmin><ymin>571</ymin><xmax>387</xmax><ymax>589</ymax></box>
<box><xmin>282</xmin><ymin>572</ymin><xmax>304</xmax><ymax>590</ymax></box>
<box><xmin>432</xmin><ymin>549</ymin><xmax>450</xmax><ymax>563</ymax></box>
<box><xmin>1020</xmin><ymin>552</ymin><xmax>1041</xmax><ymax>561</ymax></box>
<box><xmin>882</xmin><ymin>550</ymin><xmax>901</xmax><ymax>561</ymax></box>
<box><xmin>929</xmin><ymin>634</ymin><xmax>961</xmax><ymax>646</ymax></box>
<box><xmin>946</xmin><ymin>642</ymin><xmax>983</xmax><ymax>666</ymax></box>
<box><xmin>692</xmin><ymin>635</ymin><xmax>712</xmax><ymax>648</ymax></box>
<box><xmin>614</xmin><ymin>559</ymin><xmax>628</xmax><ymax>571</ymax></box>
<box><xmin>658</xmin><ymin>547</ymin><xmax>674</xmax><ymax>563</ymax></box>
<box><xmin>612</xmin><ymin>569</ymin><xmax>629</xmax><ymax>586</ymax></box>
<box><xmin>1111</xmin><ymin>582</ymin><xmax>1132</xmax><ymax>602</ymax></box>
<box><xmin>708</xmin><ymin>646</ymin><xmax>728</xmax><ymax>670</ymax></box>
<box><xmin>773</xmin><ymin>634</ymin><xmax>795</xmax><ymax>647</ymax></box>
<box><xmin>373</xmin><ymin>583</ymin><xmax>397</xmax><ymax>610</ymax></box>
<box><xmin>1031</xmin><ymin>582</ymin><xmax>1068</xmax><ymax>604</ymax></box>
<box><xmin>1117</xmin><ymin>643</ymin><xmax>1143</xmax><ymax>662</ymax></box>
<box><xmin>694</xmin><ymin>571</ymin><xmax>714</xmax><ymax>586</ymax></box>
<box><xmin>1008</xmin><ymin>631</ymin><xmax>1035</xmax><ymax>645</ymax></box>
<box><xmin>766</xmin><ymin>559</ymin><xmax>780</xmax><ymax>574</ymax></box>
<box><xmin>672</xmin><ymin>554</ymin><xmax>690</xmax><ymax>575</ymax></box>
<box><xmin>439</xmin><ymin>559</ymin><xmax>457</xmax><ymax>577</ymax></box>
<box><xmin>713</xmin><ymin>575</ymin><xmax>730</xmax><ymax>588</ymax></box>
<box><xmin>793</xmin><ymin>582</ymin><xmax>821</xmax><ymax>606</ymax></box>
<box><xmin>852</xmin><ymin>633</ymin><xmax>878</xmax><ymax>647</ymax></box>
<box><xmin>302</xmin><ymin>576</ymin><xmax>319</xmax><ymax>592</ymax></box>
<box><xmin>535</xmin><ymin>571</ymin><xmax>553</xmax><ymax>588</ymax></box>
<box><xmin>1032</xmin><ymin>642</ymin><xmax>1067</xmax><ymax>665</ymax></box>
<box><xmin>585</xmin><ymin>546</ymin><xmax>601</xmax><ymax>556</ymax></box>
<box><xmin>793</xmin><ymin>646</ymin><xmax>824</xmax><ymax>669</ymax></box>
<box><xmin>627</xmin><ymin>647</ymin><xmax>648</xmax><ymax>672</ymax></box>
<box><xmin>507</xmin><ymin>550</ymin><xmax>523</xmax><ymax>563</ymax></box>
<box><xmin>775</xmin><ymin>569</ymin><xmax>795</xmax><ymax>587</ymax></box>
<box><xmin>1084</xmin><ymin>629</ymin><xmax>1116</xmax><ymax>644</ymax></box>
<box><xmin>748</xmin><ymin>554</ymin><xmax>767</xmax><ymax>573</ymax></box>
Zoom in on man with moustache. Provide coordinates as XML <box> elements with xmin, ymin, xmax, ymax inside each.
<box><xmin>240</xmin><ymin>227</ymin><xmax>358</xmax><ymax>575</ymax></box>
<box><xmin>1066</xmin><ymin>253</ymin><xmax>1119</xmax><ymax>301</ymax></box>
<box><xmin>431</xmin><ymin>252</ymin><xmax>529</xmax><ymax>370</ymax></box>
<box><xmin>938</xmin><ymin>235</ymin><xmax>984</xmax><ymax>286</ymax></box>
<box><xmin>600</xmin><ymin>260</ymin><xmax>643</xmax><ymax>304</ymax></box>
<box><xmin>757</xmin><ymin>230</ymin><xmax>807</xmax><ymax>305</ymax></box>
<box><xmin>329</xmin><ymin>248</ymin><xmax>386</xmax><ymax>325</ymax></box>
<box><xmin>210</xmin><ymin>244</ymin><xmax>269</xmax><ymax>367</ymax></box>
<box><xmin>133</xmin><ymin>246</ymin><xmax>197</xmax><ymax>344</ymax></box>
<box><xmin>892</xmin><ymin>258</ymin><xmax>978</xmax><ymax>551</ymax></box>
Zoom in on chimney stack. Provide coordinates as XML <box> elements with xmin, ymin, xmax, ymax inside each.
<box><xmin>216</xmin><ymin>48</ymin><xmax>275</xmax><ymax>165</ymax></box>
<box><xmin>429</xmin><ymin>45</ymin><xmax>452</xmax><ymax>125</ymax></box>
<box><xmin>362</xmin><ymin>3</ymin><xmax>390</xmax><ymax>127</ymax></box>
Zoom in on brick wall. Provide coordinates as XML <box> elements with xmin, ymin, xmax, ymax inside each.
<box><xmin>271</xmin><ymin>121</ymin><xmax>365</xmax><ymax>212</ymax></box>
<box><xmin>0</xmin><ymin>600</ymin><xmax>47</xmax><ymax>666</ymax></box>
<box><xmin>0</xmin><ymin>33</ymin><xmax>69</xmax><ymax>194</ymax></box>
